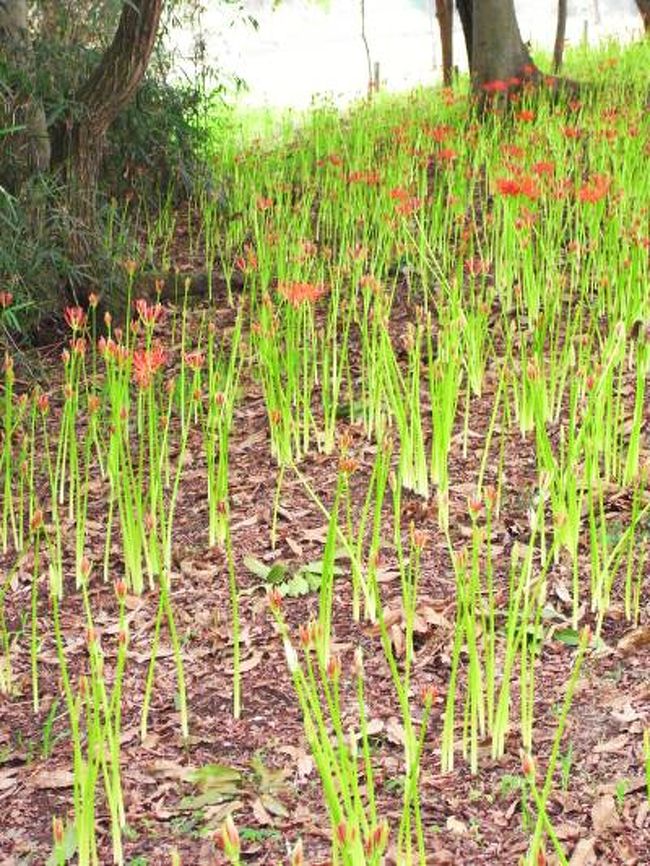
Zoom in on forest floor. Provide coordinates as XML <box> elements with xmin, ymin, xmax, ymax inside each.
<box><xmin>1</xmin><ymin>273</ymin><xmax>649</xmax><ymax>866</ymax></box>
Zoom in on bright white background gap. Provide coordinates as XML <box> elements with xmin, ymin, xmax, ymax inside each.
<box><xmin>171</xmin><ymin>0</ymin><xmax>644</xmax><ymax>107</ymax></box>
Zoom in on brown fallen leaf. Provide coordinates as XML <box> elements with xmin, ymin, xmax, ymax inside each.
<box><xmin>29</xmin><ymin>769</ymin><xmax>75</xmax><ymax>789</ymax></box>
<box><xmin>226</xmin><ymin>649</ymin><xmax>263</xmax><ymax>674</ymax></box>
<box><xmin>252</xmin><ymin>796</ymin><xmax>273</xmax><ymax>826</ymax></box>
<box><xmin>617</xmin><ymin>625</ymin><xmax>650</xmax><ymax>655</ymax></box>
<box><xmin>430</xmin><ymin>850</ymin><xmax>455</xmax><ymax>864</ymax></box>
<box><xmin>593</xmin><ymin>733</ymin><xmax>628</xmax><ymax>754</ymax></box>
<box><xmin>0</xmin><ymin>766</ymin><xmax>19</xmax><ymax>792</ymax></box>
<box><xmin>569</xmin><ymin>837</ymin><xmax>596</xmax><ymax>866</ymax></box>
<box><xmin>591</xmin><ymin>794</ymin><xmax>622</xmax><ymax>835</ymax></box>
<box><xmin>636</xmin><ymin>801</ymin><xmax>649</xmax><ymax>830</ymax></box>
<box><xmin>446</xmin><ymin>816</ymin><xmax>468</xmax><ymax>836</ymax></box>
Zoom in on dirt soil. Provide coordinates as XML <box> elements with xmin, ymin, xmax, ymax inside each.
<box><xmin>1</xmin><ymin>281</ymin><xmax>649</xmax><ymax>866</ymax></box>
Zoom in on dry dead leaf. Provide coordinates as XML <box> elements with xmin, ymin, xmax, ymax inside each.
<box><xmin>226</xmin><ymin>649</ymin><xmax>263</xmax><ymax>674</ymax></box>
<box><xmin>0</xmin><ymin>766</ymin><xmax>19</xmax><ymax>792</ymax></box>
<box><xmin>636</xmin><ymin>801</ymin><xmax>649</xmax><ymax>829</ymax></box>
<box><xmin>593</xmin><ymin>734</ymin><xmax>628</xmax><ymax>754</ymax></box>
<box><xmin>286</xmin><ymin>537</ymin><xmax>303</xmax><ymax>557</ymax></box>
<box><xmin>445</xmin><ymin>816</ymin><xmax>468</xmax><ymax>836</ymax></box>
<box><xmin>278</xmin><ymin>745</ymin><xmax>314</xmax><ymax>779</ymax></box>
<box><xmin>146</xmin><ymin>760</ymin><xmax>192</xmax><ymax>782</ymax></box>
<box><xmin>430</xmin><ymin>850</ymin><xmax>455</xmax><ymax>864</ymax></box>
<box><xmin>617</xmin><ymin>625</ymin><xmax>650</xmax><ymax>655</ymax></box>
<box><xmin>385</xmin><ymin>717</ymin><xmax>406</xmax><ymax>746</ymax></box>
<box><xmin>611</xmin><ymin>703</ymin><xmax>643</xmax><ymax>726</ymax></box>
<box><xmin>29</xmin><ymin>769</ymin><xmax>74</xmax><ymax>789</ymax></box>
<box><xmin>591</xmin><ymin>794</ymin><xmax>621</xmax><ymax>834</ymax></box>
<box><xmin>252</xmin><ymin>796</ymin><xmax>273</xmax><ymax>826</ymax></box>
<box><xmin>569</xmin><ymin>838</ymin><xmax>596</xmax><ymax>866</ymax></box>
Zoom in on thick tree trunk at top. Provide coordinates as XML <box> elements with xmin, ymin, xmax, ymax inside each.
<box><xmin>472</xmin><ymin>0</ymin><xmax>534</xmax><ymax>90</ymax></box>
<box><xmin>435</xmin><ymin>0</ymin><xmax>453</xmax><ymax>87</ymax></box>
<box><xmin>51</xmin><ymin>0</ymin><xmax>163</xmax><ymax>223</ymax></box>
<box><xmin>455</xmin><ymin>0</ymin><xmax>472</xmax><ymax>67</ymax></box>
<box><xmin>0</xmin><ymin>0</ymin><xmax>50</xmax><ymax>191</ymax></box>
<box><xmin>553</xmin><ymin>0</ymin><xmax>568</xmax><ymax>72</ymax></box>
<box><xmin>636</xmin><ymin>0</ymin><xmax>650</xmax><ymax>34</ymax></box>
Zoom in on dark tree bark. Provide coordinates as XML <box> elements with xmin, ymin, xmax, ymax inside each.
<box><xmin>51</xmin><ymin>0</ymin><xmax>163</xmax><ymax>223</ymax></box>
<box><xmin>0</xmin><ymin>0</ymin><xmax>50</xmax><ymax>191</ymax></box>
<box><xmin>455</xmin><ymin>0</ymin><xmax>472</xmax><ymax>68</ymax></box>
<box><xmin>471</xmin><ymin>0</ymin><xmax>534</xmax><ymax>89</ymax></box>
<box><xmin>553</xmin><ymin>0</ymin><xmax>568</xmax><ymax>73</ymax></box>
<box><xmin>455</xmin><ymin>0</ymin><xmax>579</xmax><ymax>104</ymax></box>
<box><xmin>435</xmin><ymin>0</ymin><xmax>454</xmax><ymax>87</ymax></box>
<box><xmin>635</xmin><ymin>0</ymin><xmax>650</xmax><ymax>34</ymax></box>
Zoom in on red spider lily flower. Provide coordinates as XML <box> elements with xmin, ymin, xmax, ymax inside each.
<box><xmin>563</xmin><ymin>126</ymin><xmax>582</xmax><ymax>139</ymax></box>
<box><xmin>395</xmin><ymin>196</ymin><xmax>422</xmax><ymax>216</ymax></box>
<box><xmin>426</xmin><ymin>123</ymin><xmax>452</xmax><ymax>142</ymax></box>
<box><xmin>87</xmin><ymin>292</ymin><xmax>99</xmax><ymax>309</ymax></box>
<box><xmin>501</xmin><ymin>143</ymin><xmax>525</xmax><ymax>159</ymax></box>
<box><xmin>291</xmin><ymin>838</ymin><xmax>304</xmax><ymax>866</ymax></box>
<box><xmin>132</xmin><ymin>346</ymin><xmax>166</xmax><ymax>389</ymax></box>
<box><xmin>531</xmin><ymin>160</ymin><xmax>555</xmax><ymax>177</ymax></box>
<box><xmin>0</xmin><ymin>291</ymin><xmax>13</xmax><ymax>308</ymax></box>
<box><xmin>98</xmin><ymin>337</ymin><xmax>129</xmax><ymax>366</ymax></box>
<box><xmin>52</xmin><ymin>816</ymin><xmax>64</xmax><ymax>845</ymax></box>
<box><xmin>519</xmin><ymin>176</ymin><xmax>541</xmax><ymax>200</ymax></box>
<box><xmin>256</xmin><ymin>196</ymin><xmax>273</xmax><ymax>211</ymax></box>
<box><xmin>71</xmin><ymin>338</ymin><xmax>87</xmax><ymax>356</ymax></box>
<box><xmin>184</xmin><ymin>351</ymin><xmax>205</xmax><ymax>370</ymax></box>
<box><xmin>277</xmin><ymin>281</ymin><xmax>327</xmax><ymax>308</ymax></box>
<box><xmin>235</xmin><ymin>244</ymin><xmax>258</xmax><ymax>273</ymax></box>
<box><xmin>216</xmin><ymin>815</ymin><xmax>240</xmax><ymax>857</ymax></box>
<box><xmin>482</xmin><ymin>79</ymin><xmax>509</xmax><ymax>94</ymax></box>
<box><xmin>496</xmin><ymin>177</ymin><xmax>521</xmax><ymax>197</ymax></box>
<box><xmin>465</xmin><ymin>257</ymin><xmax>491</xmax><ymax>277</ymax></box>
<box><xmin>515</xmin><ymin>207</ymin><xmax>538</xmax><ymax>230</ymax></box>
<box><xmin>508</xmin><ymin>76</ymin><xmax>521</xmax><ymax>87</ymax></box>
<box><xmin>348</xmin><ymin>169</ymin><xmax>381</xmax><ymax>185</ymax></box>
<box><xmin>64</xmin><ymin>306</ymin><xmax>87</xmax><ymax>331</ymax></box>
<box><xmin>134</xmin><ymin>298</ymin><xmax>164</xmax><ymax>327</ymax></box>
<box><xmin>37</xmin><ymin>393</ymin><xmax>50</xmax><ymax>414</ymax></box>
<box><xmin>516</xmin><ymin>109</ymin><xmax>535</xmax><ymax>122</ymax></box>
<box><xmin>578</xmin><ymin>174</ymin><xmax>610</xmax><ymax>203</ymax></box>
<box><xmin>389</xmin><ymin>186</ymin><xmax>410</xmax><ymax>200</ymax></box>
<box><xmin>359</xmin><ymin>274</ymin><xmax>381</xmax><ymax>293</ymax></box>
<box><xmin>521</xmin><ymin>64</ymin><xmax>536</xmax><ymax>77</ymax></box>
<box><xmin>437</xmin><ymin>147</ymin><xmax>458</xmax><ymax>162</ymax></box>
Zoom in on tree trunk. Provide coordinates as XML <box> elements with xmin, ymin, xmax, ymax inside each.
<box><xmin>636</xmin><ymin>0</ymin><xmax>650</xmax><ymax>34</ymax></box>
<box><xmin>455</xmin><ymin>0</ymin><xmax>472</xmax><ymax>68</ymax></box>
<box><xmin>553</xmin><ymin>0</ymin><xmax>568</xmax><ymax>72</ymax></box>
<box><xmin>472</xmin><ymin>0</ymin><xmax>534</xmax><ymax>90</ymax></box>
<box><xmin>51</xmin><ymin>0</ymin><xmax>163</xmax><ymax>223</ymax></box>
<box><xmin>435</xmin><ymin>0</ymin><xmax>454</xmax><ymax>87</ymax></box>
<box><xmin>0</xmin><ymin>0</ymin><xmax>50</xmax><ymax>192</ymax></box>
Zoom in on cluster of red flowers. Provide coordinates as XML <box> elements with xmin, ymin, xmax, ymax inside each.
<box><xmin>577</xmin><ymin>174</ymin><xmax>611</xmax><ymax>204</ymax></box>
<box><xmin>347</xmin><ymin>169</ymin><xmax>381</xmax><ymax>186</ymax></box>
<box><xmin>132</xmin><ymin>346</ymin><xmax>166</xmax><ymax>389</ymax></box>
<box><xmin>98</xmin><ymin>337</ymin><xmax>130</xmax><ymax>366</ymax></box>
<box><xmin>277</xmin><ymin>281</ymin><xmax>327</xmax><ymax>308</ymax></box>
<box><xmin>495</xmin><ymin>176</ymin><xmax>540</xmax><ymax>201</ymax></box>
<box><xmin>425</xmin><ymin>123</ymin><xmax>452</xmax><ymax>143</ymax></box>
<box><xmin>234</xmin><ymin>244</ymin><xmax>258</xmax><ymax>273</ymax></box>
<box><xmin>316</xmin><ymin>153</ymin><xmax>343</xmax><ymax>168</ymax></box>
<box><xmin>64</xmin><ymin>306</ymin><xmax>87</xmax><ymax>331</ymax></box>
<box><xmin>0</xmin><ymin>291</ymin><xmax>13</xmax><ymax>309</ymax></box>
<box><xmin>135</xmin><ymin>298</ymin><xmax>164</xmax><ymax>327</ymax></box>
